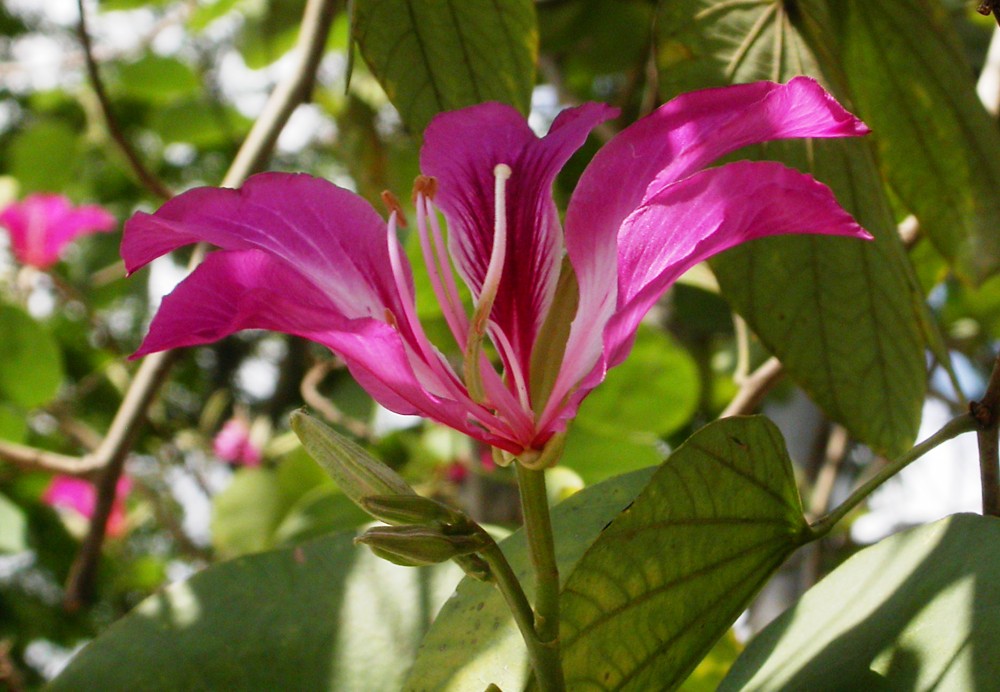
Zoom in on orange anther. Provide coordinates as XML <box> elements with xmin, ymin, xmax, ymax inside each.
<box><xmin>412</xmin><ymin>175</ymin><xmax>438</xmax><ymax>204</ymax></box>
<box><xmin>380</xmin><ymin>190</ymin><xmax>408</xmax><ymax>228</ymax></box>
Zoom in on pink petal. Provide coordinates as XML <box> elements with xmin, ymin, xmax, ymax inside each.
<box><xmin>546</xmin><ymin>79</ymin><xmax>870</xmax><ymax>429</ymax></box>
<box><xmin>122</xmin><ymin>173</ymin><xmax>406</xmax><ymax>322</ymax></box>
<box><xmin>420</xmin><ymin>102</ymin><xmax>616</xmax><ymax>370</ymax></box>
<box><xmin>543</xmin><ymin>161</ymin><xmax>870</xmax><ymax>432</ymax></box>
<box><xmin>137</xmin><ymin>248</ymin><xmax>521</xmax><ymax>451</ymax></box>
<box><xmin>0</xmin><ymin>194</ymin><xmax>116</xmax><ymax>269</ymax></box>
<box><xmin>606</xmin><ymin>160</ymin><xmax>871</xmax><ymax>366</ymax></box>
<box><xmin>213</xmin><ymin>419</ymin><xmax>262</xmax><ymax>467</ymax></box>
<box><xmin>43</xmin><ymin>474</ymin><xmax>131</xmax><ymax>537</ymax></box>
<box><xmin>567</xmin><ymin>77</ymin><xmax>868</xmax><ymax>265</ymax></box>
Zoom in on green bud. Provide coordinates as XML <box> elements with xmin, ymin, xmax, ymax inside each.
<box><xmin>360</xmin><ymin>494</ymin><xmax>464</xmax><ymax>526</ymax></box>
<box><xmin>290</xmin><ymin>410</ymin><xmax>414</xmax><ymax>508</ymax></box>
<box><xmin>356</xmin><ymin>525</ymin><xmax>490</xmax><ymax>567</ymax></box>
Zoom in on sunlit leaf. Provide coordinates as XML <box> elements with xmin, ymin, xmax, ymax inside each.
<box><xmin>49</xmin><ymin>532</ymin><xmax>462</xmax><ymax>691</ymax></box>
<box><xmin>352</xmin><ymin>0</ymin><xmax>537</xmax><ymax>132</ymax></box>
<box><xmin>558</xmin><ymin>416</ymin><xmax>809</xmax><ymax>690</ymax></box>
<box><xmin>722</xmin><ymin>513</ymin><xmax>1000</xmax><ymax>690</ymax></box>
<box><xmin>838</xmin><ymin>0</ymin><xmax>1000</xmax><ymax>285</ymax></box>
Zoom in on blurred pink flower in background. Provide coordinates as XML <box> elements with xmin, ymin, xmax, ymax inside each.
<box><xmin>0</xmin><ymin>193</ymin><xmax>116</xmax><ymax>269</ymax></box>
<box><xmin>42</xmin><ymin>475</ymin><xmax>132</xmax><ymax>537</ymax></box>
<box><xmin>213</xmin><ymin>417</ymin><xmax>263</xmax><ymax>467</ymax></box>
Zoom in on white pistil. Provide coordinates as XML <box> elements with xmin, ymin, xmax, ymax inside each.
<box><xmin>463</xmin><ymin>164</ymin><xmax>512</xmax><ymax>404</ymax></box>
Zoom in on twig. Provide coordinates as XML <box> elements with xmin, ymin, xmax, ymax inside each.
<box><xmin>300</xmin><ymin>360</ymin><xmax>376</xmax><ymax>441</ymax></box>
<box><xmin>970</xmin><ymin>353</ymin><xmax>1000</xmax><ymax>516</ymax></box>
<box><xmin>720</xmin><ymin>356</ymin><xmax>784</xmax><ymax>418</ymax></box>
<box><xmin>810</xmin><ymin>412</ymin><xmax>976</xmax><ymax>538</ymax></box>
<box><xmin>0</xmin><ymin>439</ymin><xmax>99</xmax><ymax>476</ymax></box>
<box><xmin>77</xmin><ymin>0</ymin><xmax>173</xmax><ymax>201</ymax></box>
<box><xmin>62</xmin><ymin>0</ymin><xmax>342</xmax><ymax>609</ymax></box>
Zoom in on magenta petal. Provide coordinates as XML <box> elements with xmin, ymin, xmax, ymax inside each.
<box><xmin>122</xmin><ymin>173</ymin><xmax>405</xmax><ymax>321</ymax></box>
<box><xmin>136</xmin><ymin>249</ymin><xmax>518</xmax><ymax>450</ymax></box>
<box><xmin>420</xmin><ymin>102</ymin><xmax>616</xmax><ymax>368</ymax></box>
<box><xmin>606</xmin><ymin>160</ymin><xmax>871</xmax><ymax>365</ymax></box>
<box><xmin>0</xmin><ymin>194</ymin><xmax>116</xmax><ymax>269</ymax></box>
<box><xmin>564</xmin><ymin>79</ymin><xmax>868</xmax><ymax>318</ymax></box>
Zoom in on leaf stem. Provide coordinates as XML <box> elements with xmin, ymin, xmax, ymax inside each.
<box><xmin>515</xmin><ymin>463</ymin><xmax>565</xmax><ymax>691</ymax></box>
<box><xmin>477</xmin><ymin>540</ymin><xmax>554</xmax><ymax>690</ymax></box>
<box><xmin>809</xmin><ymin>413</ymin><xmax>976</xmax><ymax>539</ymax></box>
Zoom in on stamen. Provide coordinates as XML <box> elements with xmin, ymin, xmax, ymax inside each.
<box><xmin>463</xmin><ymin>163</ymin><xmax>512</xmax><ymax>403</ymax></box>
<box><xmin>416</xmin><ymin>193</ymin><xmax>468</xmax><ymax>348</ymax></box>
<box><xmin>412</xmin><ymin>175</ymin><xmax>438</xmax><ymax>203</ymax></box>
<box><xmin>380</xmin><ymin>190</ymin><xmax>408</xmax><ymax>228</ymax></box>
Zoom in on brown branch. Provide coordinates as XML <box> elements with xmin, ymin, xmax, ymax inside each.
<box><xmin>76</xmin><ymin>0</ymin><xmax>173</xmax><ymax>201</ymax></box>
<box><xmin>970</xmin><ymin>353</ymin><xmax>1000</xmax><ymax>517</ymax></box>
<box><xmin>720</xmin><ymin>356</ymin><xmax>784</xmax><ymax>418</ymax></box>
<box><xmin>62</xmin><ymin>0</ymin><xmax>342</xmax><ymax>609</ymax></box>
<box><xmin>300</xmin><ymin>360</ymin><xmax>375</xmax><ymax>441</ymax></box>
<box><xmin>0</xmin><ymin>439</ymin><xmax>100</xmax><ymax>476</ymax></box>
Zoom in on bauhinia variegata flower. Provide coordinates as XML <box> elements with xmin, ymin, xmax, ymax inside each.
<box><xmin>123</xmin><ymin>78</ymin><xmax>871</xmax><ymax>463</ymax></box>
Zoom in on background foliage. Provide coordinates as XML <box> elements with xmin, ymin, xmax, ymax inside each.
<box><xmin>1</xmin><ymin>0</ymin><xmax>999</xmax><ymax>689</ymax></box>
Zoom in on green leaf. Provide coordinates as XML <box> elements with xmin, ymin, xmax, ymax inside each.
<box><xmin>576</xmin><ymin>326</ymin><xmax>700</xmax><ymax>439</ymax></box>
<box><xmin>0</xmin><ymin>403</ymin><xmax>28</xmax><ymax>442</ymax></box>
<box><xmin>8</xmin><ymin>119</ymin><xmax>80</xmax><ymax>193</ymax></box>
<box><xmin>560</xmin><ymin>326</ymin><xmax>697</xmax><ymax>484</ymax></box>
<box><xmin>837</xmin><ymin>0</ymin><xmax>1000</xmax><ymax>285</ymax></box>
<box><xmin>561</xmin><ymin>424</ymin><xmax>662</xmax><ymax>486</ymax></box>
<box><xmin>558</xmin><ymin>416</ymin><xmax>809</xmax><ymax>690</ymax></box>
<box><xmin>405</xmin><ymin>466</ymin><xmax>656</xmax><ymax>690</ymax></box>
<box><xmin>721</xmin><ymin>513</ymin><xmax>1000</xmax><ymax>690</ymax></box>
<box><xmin>658</xmin><ymin>0</ymin><xmax>927</xmax><ymax>457</ymax></box>
<box><xmin>211</xmin><ymin>467</ymin><xmax>286</xmax><ymax>557</ymax></box>
<box><xmin>352</xmin><ymin>0</ymin><xmax>537</xmax><ymax>132</ymax></box>
<box><xmin>118</xmin><ymin>55</ymin><xmax>200</xmax><ymax>103</ymax></box>
<box><xmin>49</xmin><ymin>531</ymin><xmax>463</xmax><ymax>691</ymax></box>
<box><xmin>0</xmin><ymin>493</ymin><xmax>27</xmax><ymax>553</ymax></box>
<box><xmin>0</xmin><ymin>303</ymin><xmax>64</xmax><ymax>408</ymax></box>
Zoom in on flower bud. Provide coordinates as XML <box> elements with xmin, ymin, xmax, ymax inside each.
<box><xmin>355</xmin><ymin>525</ymin><xmax>490</xmax><ymax>567</ymax></box>
<box><xmin>290</xmin><ymin>410</ymin><xmax>415</xmax><ymax>508</ymax></box>
<box><xmin>360</xmin><ymin>494</ymin><xmax>464</xmax><ymax>526</ymax></box>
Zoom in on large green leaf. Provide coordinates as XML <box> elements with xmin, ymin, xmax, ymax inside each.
<box><xmin>837</xmin><ymin>0</ymin><xmax>1000</xmax><ymax>285</ymax></box>
<box><xmin>0</xmin><ymin>303</ymin><xmax>64</xmax><ymax>409</ymax></box>
<box><xmin>405</xmin><ymin>466</ymin><xmax>656</xmax><ymax>691</ymax></box>
<box><xmin>657</xmin><ymin>0</ymin><xmax>927</xmax><ymax>457</ymax></box>
<box><xmin>352</xmin><ymin>0</ymin><xmax>537</xmax><ymax>133</ymax></box>
<box><xmin>557</xmin><ymin>416</ymin><xmax>809</xmax><ymax>691</ymax></box>
<box><xmin>722</xmin><ymin>513</ymin><xmax>1000</xmax><ymax>690</ymax></box>
<box><xmin>49</xmin><ymin>531</ymin><xmax>462</xmax><ymax>691</ymax></box>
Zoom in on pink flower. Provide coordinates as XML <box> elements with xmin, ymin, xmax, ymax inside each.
<box><xmin>42</xmin><ymin>475</ymin><xmax>132</xmax><ymax>537</ymax></box>
<box><xmin>123</xmin><ymin>78</ymin><xmax>870</xmax><ymax>459</ymax></box>
<box><xmin>0</xmin><ymin>194</ymin><xmax>116</xmax><ymax>269</ymax></box>
<box><xmin>213</xmin><ymin>418</ymin><xmax>263</xmax><ymax>467</ymax></box>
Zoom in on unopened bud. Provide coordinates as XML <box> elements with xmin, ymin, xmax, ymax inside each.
<box><xmin>356</xmin><ymin>525</ymin><xmax>490</xmax><ymax>567</ymax></box>
<box><xmin>290</xmin><ymin>410</ymin><xmax>415</xmax><ymax>508</ymax></box>
<box><xmin>361</xmin><ymin>494</ymin><xmax>463</xmax><ymax>526</ymax></box>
